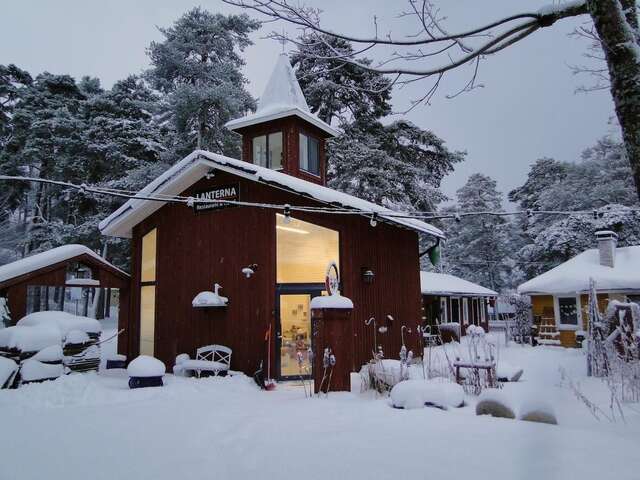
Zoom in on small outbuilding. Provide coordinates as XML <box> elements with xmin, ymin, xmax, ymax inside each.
<box><xmin>0</xmin><ymin>244</ymin><xmax>129</xmax><ymax>327</ymax></box>
<box><xmin>517</xmin><ymin>231</ymin><xmax>640</xmax><ymax>347</ymax></box>
<box><xmin>420</xmin><ymin>271</ymin><xmax>497</xmax><ymax>337</ymax></box>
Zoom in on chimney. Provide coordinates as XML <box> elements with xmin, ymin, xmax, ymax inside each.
<box><xmin>595</xmin><ymin>230</ymin><xmax>618</xmax><ymax>268</ymax></box>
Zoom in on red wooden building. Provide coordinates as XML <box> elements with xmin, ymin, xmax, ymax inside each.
<box><xmin>100</xmin><ymin>54</ymin><xmax>443</xmax><ymax>389</ymax></box>
<box><xmin>0</xmin><ymin>244</ymin><xmax>129</xmax><ymax>325</ymax></box>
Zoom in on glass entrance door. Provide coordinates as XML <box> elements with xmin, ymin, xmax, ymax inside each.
<box><xmin>277</xmin><ymin>291</ymin><xmax>320</xmax><ymax>379</ymax></box>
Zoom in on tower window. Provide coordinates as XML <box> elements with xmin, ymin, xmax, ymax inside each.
<box><xmin>299</xmin><ymin>133</ymin><xmax>320</xmax><ymax>176</ymax></box>
<box><xmin>252</xmin><ymin>132</ymin><xmax>282</xmax><ymax>170</ymax></box>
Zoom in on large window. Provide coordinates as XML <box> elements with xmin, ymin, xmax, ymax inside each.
<box><xmin>557</xmin><ymin>296</ymin><xmax>578</xmax><ymax>326</ymax></box>
<box><xmin>253</xmin><ymin>132</ymin><xmax>283</xmax><ymax>170</ymax></box>
<box><xmin>276</xmin><ymin>214</ymin><xmax>339</xmax><ymax>284</ymax></box>
<box><xmin>299</xmin><ymin>133</ymin><xmax>320</xmax><ymax>176</ymax></box>
<box><xmin>140</xmin><ymin>228</ymin><xmax>157</xmax><ymax>356</ymax></box>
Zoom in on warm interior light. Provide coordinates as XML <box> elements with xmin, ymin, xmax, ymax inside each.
<box><xmin>276</xmin><ymin>225</ymin><xmax>309</xmax><ymax>235</ymax></box>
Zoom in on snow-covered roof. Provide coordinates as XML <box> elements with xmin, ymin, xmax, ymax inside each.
<box><xmin>225</xmin><ymin>54</ymin><xmax>339</xmax><ymax>137</ymax></box>
<box><xmin>99</xmin><ymin>150</ymin><xmax>444</xmax><ymax>239</ymax></box>
<box><xmin>517</xmin><ymin>245</ymin><xmax>640</xmax><ymax>295</ymax></box>
<box><xmin>420</xmin><ymin>271</ymin><xmax>497</xmax><ymax>297</ymax></box>
<box><xmin>0</xmin><ymin>244</ymin><xmax>127</xmax><ymax>287</ymax></box>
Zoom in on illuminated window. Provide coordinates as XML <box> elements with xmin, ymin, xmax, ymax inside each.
<box><xmin>299</xmin><ymin>133</ymin><xmax>319</xmax><ymax>175</ymax></box>
<box><xmin>253</xmin><ymin>132</ymin><xmax>282</xmax><ymax>169</ymax></box>
<box><xmin>141</xmin><ymin>228</ymin><xmax>157</xmax><ymax>283</ymax></box>
<box><xmin>276</xmin><ymin>214</ymin><xmax>339</xmax><ymax>283</ymax></box>
<box><xmin>140</xmin><ymin>228</ymin><xmax>157</xmax><ymax>356</ymax></box>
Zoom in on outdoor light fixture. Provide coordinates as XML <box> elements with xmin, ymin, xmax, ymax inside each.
<box><xmin>242</xmin><ymin>264</ymin><xmax>258</xmax><ymax>278</ymax></box>
<box><xmin>283</xmin><ymin>204</ymin><xmax>292</xmax><ymax>224</ymax></box>
<box><xmin>361</xmin><ymin>268</ymin><xmax>375</xmax><ymax>283</ymax></box>
<box><xmin>205</xmin><ymin>169</ymin><xmax>216</xmax><ymax>180</ymax></box>
<box><xmin>369</xmin><ymin>213</ymin><xmax>378</xmax><ymax>227</ymax></box>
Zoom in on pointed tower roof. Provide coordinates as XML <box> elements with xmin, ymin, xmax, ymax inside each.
<box><xmin>225</xmin><ymin>53</ymin><xmax>339</xmax><ymax>137</ymax></box>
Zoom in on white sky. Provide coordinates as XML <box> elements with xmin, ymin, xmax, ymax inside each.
<box><xmin>0</xmin><ymin>0</ymin><xmax>618</xmax><ymax>203</ymax></box>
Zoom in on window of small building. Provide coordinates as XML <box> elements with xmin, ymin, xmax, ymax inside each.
<box><xmin>66</xmin><ymin>261</ymin><xmax>93</xmax><ymax>282</ymax></box>
<box><xmin>25</xmin><ymin>285</ymin><xmax>120</xmax><ymax>322</ymax></box>
<box><xmin>276</xmin><ymin>214</ymin><xmax>339</xmax><ymax>284</ymax></box>
<box><xmin>140</xmin><ymin>228</ymin><xmax>157</xmax><ymax>356</ymax></box>
<box><xmin>557</xmin><ymin>296</ymin><xmax>578</xmax><ymax>325</ymax></box>
<box><xmin>253</xmin><ymin>132</ymin><xmax>283</xmax><ymax>170</ymax></box>
<box><xmin>299</xmin><ymin>133</ymin><xmax>320</xmax><ymax>176</ymax></box>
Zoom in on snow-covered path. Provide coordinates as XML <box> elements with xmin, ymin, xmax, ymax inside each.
<box><xmin>1</xmin><ymin>340</ymin><xmax>639</xmax><ymax>480</ymax></box>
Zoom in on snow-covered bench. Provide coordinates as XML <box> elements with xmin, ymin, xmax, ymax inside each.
<box><xmin>173</xmin><ymin>345</ymin><xmax>231</xmax><ymax>378</ymax></box>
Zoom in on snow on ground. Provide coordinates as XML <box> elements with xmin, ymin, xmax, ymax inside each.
<box><xmin>1</xmin><ymin>334</ymin><xmax>639</xmax><ymax>480</ymax></box>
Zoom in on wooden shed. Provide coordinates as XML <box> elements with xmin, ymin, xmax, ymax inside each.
<box><xmin>0</xmin><ymin>244</ymin><xmax>130</xmax><ymax>326</ymax></box>
<box><xmin>99</xmin><ymin>54</ymin><xmax>444</xmax><ymax>390</ymax></box>
<box><xmin>420</xmin><ymin>271</ymin><xmax>497</xmax><ymax>339</ymax></box>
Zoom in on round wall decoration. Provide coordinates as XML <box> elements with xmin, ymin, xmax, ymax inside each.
<box><xmin>325</xmin><ymin>261</ymin><xmax>340</xmax><ymax>295</ymax></box>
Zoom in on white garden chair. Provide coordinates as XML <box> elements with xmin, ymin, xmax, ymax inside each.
<box><xmin>175</xmin><ymin>344</ymin><xmax>232</xmax><ymax>378</ymax></box>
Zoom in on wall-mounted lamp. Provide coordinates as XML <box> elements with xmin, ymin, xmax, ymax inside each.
<box><xmin>205</xmin><ymin>169</ymin><xmax>216</xmax><ymax>180</ymax></box>
<box><xmin>361</xmin><ymin>268</ymin><xmax>375</xmax><ymax>284</ymax></box>
<box><xmin>242</xmin><ymin>264</ymin><xmax>259</xmax><ymax>278</ymax></box>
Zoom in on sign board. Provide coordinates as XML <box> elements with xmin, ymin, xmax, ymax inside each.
<box><xmin>192</xmin><ymin>183</ymin><xmax>240</xmax><ymax>213</ymax></box>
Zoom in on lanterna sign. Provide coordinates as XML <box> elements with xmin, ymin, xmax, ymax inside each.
<box><xmin>192</xmin><ymin>183</ymin><xmax>240</xmax><ymax>213</ymax></box>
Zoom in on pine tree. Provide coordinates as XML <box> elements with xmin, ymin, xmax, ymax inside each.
<box><xmin>441</xmin><ymin>174</ymin><xmax>516</xmax><ymax>292</ymax></box>
<box><xmin>291</xmin><ymin>34</ymin><xmax>392</xmax><ymax>125</ymax></box>
<box><xmin>511</xmin><ymin>137</ymin><xmax>640</xmax><ymax>277</ymax></box>
<box><xmin>146</xmin><ymin>8</ymin><xmax>259</xmax><ymax>157</ymax></box>
<box><xmin>328</xmin><ymin>118</ymin><xmax>463</xmax><ymax>212</ymax></box>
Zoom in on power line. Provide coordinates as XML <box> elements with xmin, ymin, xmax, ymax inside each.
<box><xmin>0</xmin><ymin>174</ymin><xmax>637</xmax><ymax>221</ymax></box>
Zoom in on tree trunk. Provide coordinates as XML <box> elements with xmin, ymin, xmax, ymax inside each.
<box><xmin>588</xmin><ymin>0</ymin><xmax>640</xmax><ymax>201</ymax></box>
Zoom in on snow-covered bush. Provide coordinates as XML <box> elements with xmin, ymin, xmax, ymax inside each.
<box><xmin>506</xmin><ymin>294</ymin><xmax>532</xmax><ymax>344</ymax></box>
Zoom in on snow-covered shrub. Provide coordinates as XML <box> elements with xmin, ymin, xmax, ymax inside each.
<box><xmin>506</xmin><ymin>294</ymin><xmax>532</xmax><ymax>344</ymax></box>
<box><xmin>475</xmin><ymin>389</ymin><xmax>515</xmax><ymax>419</ymax></box>
<box><xmin>519</xmin><ymin>398</ymin><xmax>558</xmax><ymax>425</ymax></box>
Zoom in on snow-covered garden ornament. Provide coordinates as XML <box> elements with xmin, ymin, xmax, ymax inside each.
<box><xmin>192</xmin><ymin>283</ymin><xmax>228</xmax><ymax>308</ymax></box>
<box><xmin>318</xmin><ymin>347</ymin><xmax>336</xmax><ymax>396</ymax></box>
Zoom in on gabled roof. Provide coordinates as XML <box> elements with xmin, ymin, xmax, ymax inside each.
<box><xmin>0</xmin><ymin>244</ymin><xmax>128</xmax><ymax>289</ymax></box>
<box><xmin>517</xmin><ymin>245</ymin><xmax>640</xmax><ymax>295</ymax></box>
<box><xmin>99</xmin><ymin>150</ymin><xmax>444</xmax><ymax>240</ymax></box>
<box><xmin>420</xmin><ymin>271</ymin><xmax>497</xmax><ymax>297</ymax></box>
<box><xmin>225</xmin><ymin>54</ymin><xmax>339</xmax><ymax>137</ymax></box>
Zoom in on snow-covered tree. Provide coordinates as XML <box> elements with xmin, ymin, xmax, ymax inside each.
<box><xmin>511</xmin><ymin>137</ymin><xmax>640</xmax><ymax>277</ymax></box>
<box><xmin>328</xmin><ymin>119</ymin><xmax>463</xmax><ymax>213</ymax></box>
<box><xmin>291</xmin><ymin>33</ymin><xmax>392</xmax><ymax>125</ymax></box>
<box><xmin>146</xmin><ymin>8</ymin><xmax>259</xmax><ymax>157</ymax></box>
<box><xmin>440</xmin><ymin>174</ymin><xmax>517</xmax><ymax>292</ymax></box>
<box><xmin>225</xmin><ymin>0</ymin><xmax>640</xmax><ymax>203</ymax></box>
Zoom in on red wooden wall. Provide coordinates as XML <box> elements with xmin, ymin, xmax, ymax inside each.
<box><xmin>123</xmin><ymin>171</ymin><xmax>423</xmax><ymax>379</ymax></box>
<box><xmin>0</xmin><ymin>253</ymin><xmax>129</xmax><ymax>324</ymax></box>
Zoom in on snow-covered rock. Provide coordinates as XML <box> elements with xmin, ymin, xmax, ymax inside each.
<box><xmin>476</xmin><ymin>389</ymin><xmax>516</xmax><ymax>419</ymax></box>
<box><xmin>310</xmin><ymin>294</ymin><xmax>354</xmax><ymax>310</ymax></box>
<box><xmin>0</xmin><ymin>325</ymin><xmax>61</xmax><ymax>352</ymax></box>
<box><xmin>391</xmin><ymin>379</ymin><xmax>465</xmax><ymax>410</ymax></box>
<box><xmin>20</xmin><ymin>359</ymin><xmax>64</xmax><ymax>382</ymax></box>
<box><xmin>127</xmin><ymin>355</ymin><xmax>165</xmax><ymax>378</ymax></box>
<box><xmin>0</xmin><ymin>356</ymin><xmax>18</xmax><ymax>388</ymax></box>
<box><xmin>519</xmin><ymin>398</ymin><xmax>558</xmax><ymax>425</ymax></box>
<box><xmin>32</xmin><ymin>345</ymin><xmax>63</xmax><ymax>363</ymax></box>
<box><xmin>18</xmin><ymin>311</ymin><xmax>101</xmax><ymax>335</ymax></box>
